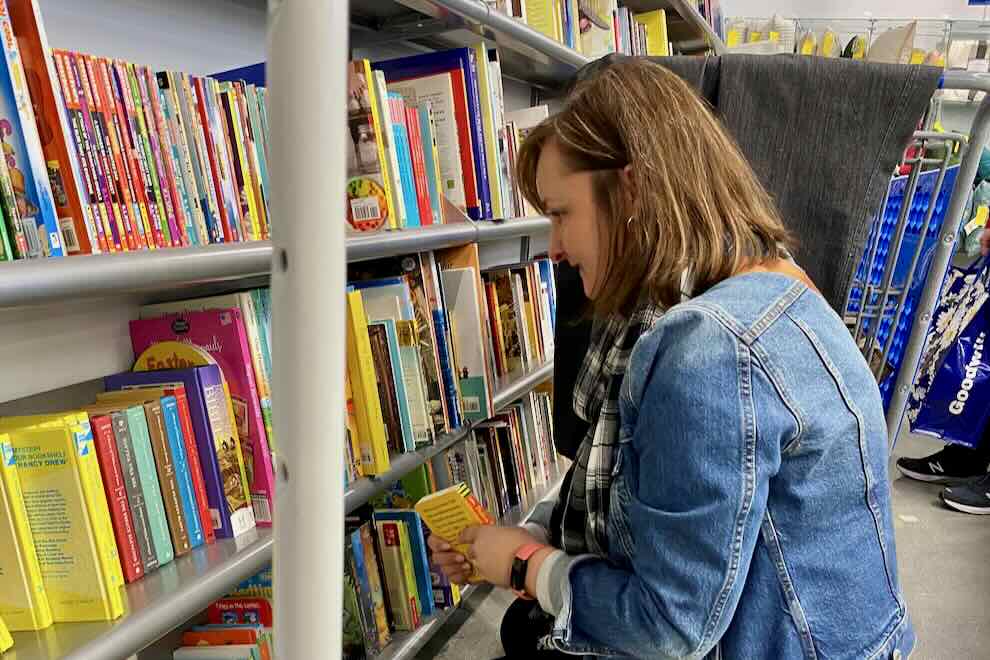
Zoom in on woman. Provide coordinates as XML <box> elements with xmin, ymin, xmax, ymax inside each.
<box><xmin>429</xmin><ymin>59</ymin><xmax>914</xmax><ymax>659</ymax></box>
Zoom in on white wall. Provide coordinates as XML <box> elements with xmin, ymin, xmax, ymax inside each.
<box><xmin>37</xmin><ymin>0</ymin><xmax>266</xmax><ymax>76</ymax></box>
<box><xmin>724</xmin><ymin>0</ymin><xmax>990</xmax><ymax>20</ymax></box>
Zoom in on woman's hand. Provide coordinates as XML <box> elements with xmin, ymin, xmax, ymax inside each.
<box><xmin>459</xmin><ymin>525</ymin><xmax>541</xmax><ymax>588</ymax></box>
<box><xmin>427</xmin><ymin>533</ymin><xmax>475</xmax><ymax>585</ymax></box>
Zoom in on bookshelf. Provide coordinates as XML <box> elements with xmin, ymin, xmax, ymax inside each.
<box><xmin>4</xmin><ymin>357</ymin><xmax>554</xmax><ymax>660</ymax></box>
<box><xmin>621</xmin><ymin>0</ymin><xmax>725</xmax><ymax>53</ymax></box>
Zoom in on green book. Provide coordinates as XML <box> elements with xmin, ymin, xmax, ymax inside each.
<box><xmin>121</xmin><ymin>405</ymin><xmax>174</xmax><ymax>566</ymax></box>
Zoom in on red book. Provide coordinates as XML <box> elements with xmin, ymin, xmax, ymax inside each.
<box><xmin>182</xmin><ymin>628</ymin><xmax>259</xmax><ymax>646</ymax></box>
<box><xmin>207</xmin><ymin>597</ymin><xmax>273</xmax><ymax>627</ymax></box>
<box><xmin>404</xmin><ymin>105</ymin><xmax>434</xmax><ymax>226</ymax></box>
<box><xmin>485</xmin><ymin>280</ymin><xmax>505</xmax><ymax>376</ymax></box>
<box><xmin>90</xmin><ymin>413</ymin><xmax>145</xmax><ymax>583</ymax></box>
<box><xmin>193</xmin><ymin>76</ymin><xmax>235</xmax><ymax>243</ymax></box>
<box><xmin>168</xmin><ymin>385</ymin><xmax>216</xmax><ymax>544</ymax></box>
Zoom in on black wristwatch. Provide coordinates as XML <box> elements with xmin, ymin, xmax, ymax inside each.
<box><xmin>510</xmin><ymin>543</ymin><xmax>544</xmax><ymax>600</ymax></box>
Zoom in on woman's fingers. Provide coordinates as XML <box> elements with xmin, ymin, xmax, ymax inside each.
<box><xmin>427</xmin><ymin>534</ymin><xmax>453</xmax><ymax>552</ymax></box>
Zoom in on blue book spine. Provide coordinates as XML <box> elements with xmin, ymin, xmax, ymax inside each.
<box><xmin>387</xmin><ymin>93</ymin><xmax>421</xmax><ymax>228</ymax></box>
<box><xmin>373</xmin><ymin>511</ymin><xmax>435</xmax><ymax>617</ymax></box>
<box><xmin>374</xmin><ymin>48</ymin><xmax>492</xmax><ymax>220</ymax></box>
<box><xmin>417</xmin><ymin>105</ymin><xmax>443</xmax><ymax>225</ymax></box>
<box><xmin>432</xmin><ymin>308</ymin><xmax>461</xmax><ymax>428</ymax></box>
<box><xmin>161</xmin><ymin>395</ymin><xmax>204</xmax><ymax>548</ymax></box>
<box><xmin>538</xmin><ymin>261</ymin><xmax>556</xmax><ymax>324</ymax></box>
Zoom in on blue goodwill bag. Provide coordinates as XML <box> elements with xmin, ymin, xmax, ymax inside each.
<box><xmin>907</xmin><ymin>257</ymin><xmax>990</xmax><ymax>447</ymax></box>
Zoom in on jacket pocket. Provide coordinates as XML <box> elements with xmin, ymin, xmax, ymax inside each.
<box><xmin>608</xmin><ymin>432</ymin><xmax>636</xmax><ymax>562</ymax></box>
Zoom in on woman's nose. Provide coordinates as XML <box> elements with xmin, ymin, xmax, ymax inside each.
<box><xmin>549</xmin><ymin>226</ymin><xmax>565</xmax><ymax>263</ymax></box>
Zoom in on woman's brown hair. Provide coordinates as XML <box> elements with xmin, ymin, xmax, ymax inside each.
<box><xmin>516</xmin><ymin>57</ymin><xmax>792</xmax><ymax>316</ymax></box>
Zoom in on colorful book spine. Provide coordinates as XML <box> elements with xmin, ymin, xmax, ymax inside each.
<box><xmin>7</xmin><ymin>0</ymin><xmax>98</xmax><ymax>254</ymax></box>
<box><xmin>135</xmin><ymin>64</ymin><xmax>183</xmax><ymax>246</ymax></box>
<box><xmin>80</xmin><ymin>53</ymin><xmax>138</xmax><ymax>250</ymax></box>
<box><xmin>89</xmin><ymin>414</ymin><xmax>144</xmax><ymax>583</ymax></box>
<box><xmin>0</xmin><ymin>434</ymin><xmax>53</xmax><ymax>630</ymax></box>
<box><xmin>220</xmin><ymin>83</ymin><xmax>261</xmax><ymax>241</ymax></box>
<box><xmin>404</xmin><ymin>104</ymin><xmax>434</xmax><ymax>226</ymax></box>
<box><xmin>143</xmin><ymin>65</ymin><xmax>192</xmax><ymax>246</ymax></box>
<box><xmin>346</xmin><ymin>530</ymin><xmax>383</xmax><ymax>653</ymax></box>
<box><xmin>373</xmin><ymin>510</ymin><xmax>434</xmax><ymax>617</ymax></box>
<box><xmin>372</xmin><ymin>71</ymin><xmax>405</xmax><ymax>230</ymax></box>
<box><xmin>387</xmin><ymin>92</ymin><xmax>421</xmax><ymax>228</ymax></box>
<box><xmin>192</xmin><ymin>75</ymin><xmax>235</xmax><ymax>242</ymax></box>
<box><xmin>109</xmin><ymin>410</ymin><xmax>158</xmax><ymax>571</ymax></box>
<box><xmin>375</xmin><ymin>520</ymin><xmax>420</xmax><ymax>631</ymax></box>
<box><xmin>161</xmin><ymin>395</ymin><xmax>204</xmax><ymax>548</ymax></box>
<box><xmin>345</xmin><ymin>290</ymin><xmax>391</xmax><ymax>475</ymax></box>
<box><xmin>175</xmin><ymin>73</ymin><xmax>222</xmax><ymax>243</ymax></box>
<box><xmin>169</xmin><ymin>387</ymin><xmax>216</xmax><ymax>544</ymax></box>
<box><xmin>112</xmin><ymin>59</ymin><xmax>165</xmax><ymax>248</ymax></box>
<box><xmin>155</xmin><ymin>71</ymin><xmax>201</xmax><ymax>245</ymax></box>
<box><xmin>105</xmin><ymin>367</ymin><xmax>256</xmax><ymax>539</ymax></box>
<box><xmin>470</xmin><ymin>42</ymin><xmax>504</xmax><ymax>219</ymax></box>
<box><xmin>416</xmin><ymin>104</ymin><xmax>444</xmax><ymax>225</ymax></box>
<box><xmin>122</xmin><ymin>405</ymin><xmax>174</xmax><ymax>565</ymax></box>
<box><xmin>0</xmin><ymin>1</ymin><xmax>63</xmax><ymax>256</ymax></box>
<box><xmin>205</xmin><ymin>77</ymin><xmax>243</xmax><ymax>240</ymax></box>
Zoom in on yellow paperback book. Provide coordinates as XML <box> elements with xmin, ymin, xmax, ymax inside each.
<box><xmin>3</xmin><ymin>421</ymin><xmax>123</xmax><ymax>622</ymax></box>
<box><xmin>414</xmin><ymin>483</ymin><xmax>494</xmax><ymax>582</ymax></box>
<box><xmin>346</xmin><ymin>290</ymin><xmax>391</xmax><ymax>475</ymax></box>
<box><xmin>0</xmin><ymin>614</ymin><xmax>12</xmax><ymax>653</ymax></box>
<box><xmin>3</xmin><ymin>414</ymin><xmax>125</xmax><ymax>604</ymax></box>
<box><xmin>0</xmin><ymin>434</ymin><xmax>53</xmax><ymax>631</ymax></box>
<box><xmin>633</xmin><ymin>10</ymin><xmax>670</xmax><ymax>56</ymax></box>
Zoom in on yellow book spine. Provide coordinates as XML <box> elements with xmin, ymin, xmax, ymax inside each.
<box><xmin>67</xmin><ymin>415</ymin><xmax>125</xmax><ymax>619</ymax></box>
<box><xmin>634</xmin><ymin>10</ymin><xmax>669</xmax><ymax>56</ymax></box>
<box><xmin>0</xmin><ymin>435</ymin><xmax>53</xmax><ymax>631</ymax></box>
<box><xmin>344</xmin><ymin>375</ymin><xmax>363</xmax><ymax>478</ymax></box>
<box><xmin>525</xmin><ymin>0</ymin><xmax>558</xmax><ymax>41</ymax></box>
<box><xmin>0</xmin><ymin>614</ymin><xmax>11</xmax><ymax>653</ymax></box>
<box><xmin>224</xmin><ymin>86</ymin><xmax>262</xmax><ymax>240</ymax></box>
<box><xmin>396</xmin><ymin>522</ymin><xmax>422</xmax><ymax>618</ymax></box>
<box><xmin>523</xmin><ymin>301</ymin><xmax>541</xmax><ymax>362</ymax></box>
<box><xmin>362</xmin><ymin>59</ymin><xmax>400</xmax><ymax>231</ymax></box>
<box><xmin>346</xmin><ymin>291</ymin><xmax>391</xmax><ymax>474</ymax></box>
<box><xmin>471</xmin><ymin>43</ymin><xmax>503</xmax><ymax>219</ymax></box>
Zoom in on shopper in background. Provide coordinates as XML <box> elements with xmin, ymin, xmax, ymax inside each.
<box><xmin>896</xmin><ymin>222</ymin><xmax>990</xmax><ymax>514</ymax></box>
<box><xmin>428</xmin><ymin>58</ymin><xmax>914</xmax><ymax>659</ymax></box>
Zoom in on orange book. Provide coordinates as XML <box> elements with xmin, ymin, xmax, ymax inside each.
<box><xmin>7</xmin><ymin>0</ymin><xmax>99</xmax><ymax>253</ymax></box>
<box><xmin>182</xmin><ymin>628</ymin><xmax>259</xmax><ymax>646</ymax></box>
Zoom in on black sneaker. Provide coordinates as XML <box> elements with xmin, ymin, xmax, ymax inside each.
<box><xmin>895</xmin><ymin>445</ymin><xmax>988</xmax><ymax>485</ymax></box>
<box><xmin>941</xmin><ymin>474</ymin><xmax>990</xmax><ymax>514</ymax></box>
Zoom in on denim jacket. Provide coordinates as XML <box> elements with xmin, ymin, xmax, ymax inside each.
<box><xmin>540</xmin><ymin>272</ymin><xmax>914</xmax><ymax>659</ymax></box>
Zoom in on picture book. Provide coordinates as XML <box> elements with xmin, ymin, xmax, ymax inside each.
<box><xmin>206</xmin><ymin>597</ymin><xmax>273</xmax><ymax>627</ymax></box>
<box><xmin>375</xmin><ymin>519</ymin><xmax>420</xmax><ymax>631</ymax></box>
<box><xmin>105</xmin><ymin>365</ymin><xmax>256</xmax><ymax>539</ymax></box>
<box><xmin>139</xmin><ymin>291</ymin><xmax>274</xmax><ymax>456</ymax></box>
<box><xmin>3</xmin><ymin>421</ymin><xmax>123</xmax><ymax>621</ymax></box>
<box><xmin>421</xmin><ymin>251</ymin><xmax>462</xmax><ymax>429</ymax></box>
<box><xmin>7</xmin><ymin>0</ymin><xmax>96</xmax><ymax>254</ymax></box>
<box><xmin>0</xmin><ymin>1</ymin><xmax>63</xmax><ymax>256</ymax></box>
<box><xmin>346</xmin><ymin>531</ymin><xmax>382</xmax><ymax>654</ymax></box>
<box><xmin>345</xmin><ymin>60</ymin><xmax>394</xmax><ymax>233</ymax></box>
<box><xmin>129</xmin><ymin>310</ymin><xmax>274</xmax><ymax>526</ymax></box>
<box><xmin>414</xmin><ymin>482</ymin><xmax>493</xmax><ymax>582</ymax></box>
<box><xmin>371</xmin><ymin>319</ymin><xmax>420</xmax><ymax>451</ymax></box>
<box><xmin>89</xmin><ymin>413</ymin><xmax>144</xmax><ymax>583</ymax></box>
<box><xmin>386</xmin><ymin>70</ymin><xmax>469</xmax><ymax>216</ymax></box>
<box><xmin>346</xmin><ymin>290</ymin><xmax>391</xmax><ymax>475</ymax></box>
<box><xmin>0</xmin><ymin>433</ymin><xmax>52</xmax><ymax>630</ymax></box>
<box><xmin>343</xmin><ymin>560</ymin><xmax>367</xmax><ymax>659</ymax></box>
<box><xmin>348</xmin><ymin>520</ymin><xmax>390</xmax><ymax>650</ymax></box>
<box><xmin>374</xmin><ymin>509</ymin><xmax>435</xmax><ymax>618</ymax></box>
<box><xmin>440</xmin><ymin>266</ymin><xmax>492</xmax><ymax>421</ymax></box>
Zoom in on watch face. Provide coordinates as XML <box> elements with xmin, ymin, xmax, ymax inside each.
<box><xmin>511</xmin><ymin>556</ymin><xmax>528</xmax><ymax>592</ymax></box>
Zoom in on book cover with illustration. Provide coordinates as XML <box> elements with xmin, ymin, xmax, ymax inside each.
<box><xmin>345</xmin><ymin>60</ymin><xmax>395</xmax><ymax>233</ymax></box>
<box><xmin>0</xmin><ymin>433</ymin><xmax>52</xmax><ymax>630</ymax></box>
<box><xmin>129</xmin><ymin>311</ymin><xmax>274</xmax><ymax>526</ymax></box>
<box><xmin>0</xmin><ymin>0</ymin><xmax>62</xmax><ymax>256</ymax></box>
<box><xmin>439</xmin><ymin>265</ymin><xmax>492</xmax><ymax>421</ymax></box>
<box><xmin>105</xmin><ymin>364</ymin><xmax>256</xmax><ymax>539</ymax></box>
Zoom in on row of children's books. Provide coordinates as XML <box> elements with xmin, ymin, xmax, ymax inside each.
<box><xmin>344</xmin><ymin>244</ymin><xmax>556</xmax><ymax>482</ymax></box>
<box><xmin>0</xmin><ymin>0</ymin><xmax>270</xmax><ymax>259</ymax></box>
<box><xmin>346</xmin><ymin>45</ymin><xmax>549</xmax><ymax>233</ymax></box>
<box><xmin>488</xmin><ymin>1</ymin><xmax>719</xmax><ymax>57</ymax></box>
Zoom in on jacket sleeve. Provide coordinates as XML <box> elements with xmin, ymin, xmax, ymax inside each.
<box><xmin>548</xmin><ymin>309</ymin><xmax>788</xmax><ymax>659</ymax></box>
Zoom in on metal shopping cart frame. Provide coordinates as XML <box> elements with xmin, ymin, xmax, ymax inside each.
<box><xmin>851</xmin><ymin>71</ymin><xmax>990</xmax><ymax>446</ymax></box>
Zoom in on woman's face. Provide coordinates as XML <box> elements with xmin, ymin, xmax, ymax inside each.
<box><xmin>537</xmin><ymin>139</ymin><xmax>603</xmax><ymax>299</ymax></box>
